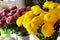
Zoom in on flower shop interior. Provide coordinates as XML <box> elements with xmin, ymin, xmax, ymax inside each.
<box><xmin>0</xmin><ymin>0</ymin><xmax>60</xmax><ymax>40</ymax></box>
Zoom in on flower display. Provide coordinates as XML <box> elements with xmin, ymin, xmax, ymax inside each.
<box><xmin>16</xmin><ymin>5</ymin><xmax>44</xmax><ymax>34</ymax></box>
<box><xmin>0</xmin><ymin>1</ymin><xmax>60</xmax><ymax>40</ymax></box>
<box><xmin>16</xmin><ymin>1</ymin><xmax>60</xmax><ymax>40</ymax></box>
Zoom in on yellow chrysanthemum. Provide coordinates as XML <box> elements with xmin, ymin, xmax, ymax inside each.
<box><xmin>22</xmin><ymin>11</ymin><xmax>36</xmax><ymax>28</ymax></box>
<box><xmin>25</xmin><ymin>16</ymin><xmax>44</xmax><ymax>34</ymax></box>
<box><xmin>31</xmin><ymin>5</ymin><xmax>43</xmax><ymax>15</ymax></box>
<box><xmin>16</xmin><ymin>15</ymin><xmax>24</xmax><ymax>27</ymax></box>
<box><xmin>48</xmin><ymin>3</ymin><xmax>59</xmax><ymax>9</ymax></box>
<box><xmin>43</xmin><ymin>1</ymin><xmax>59</xmax><ymax>9</ymax></box>
<box><xmin>43</xmin><ymin>1</ymin><xmax>53</xmax><ymax>8</ymax></box>
<box><xmin>26</xmin><ymin>21</ymin><xmax>38</xmax><ymax>34</ymax></box>
<box><xmin>41</xmin><ymin>23</ymin><xmax>55</xmax><ymax>37</ymax></box>
<box><xmin>31</xmin><ymin>16</ymin><xmax>44</xmax><ymax>25</ymax></box>
<box><xmin>44</xmin><ymin>13</ymin><xmax>58</xmax><ymax>24</ymax></box>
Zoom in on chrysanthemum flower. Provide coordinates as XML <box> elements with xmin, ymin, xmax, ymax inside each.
<box><xmin>31</xmin><ymin>5</ymin><xmax>43</xmax><ymax>15</ymax></box>
<box><xmin>48</xmin><ymin>3</ymin><xmax>59</xmax><ymax>9</ymax></box>
<box><xmin>41</xmin><ymin>23</ymin><xmax>55</xmax><ymax>37</ymax></box>
<box><xmin>25</xmin><ymin>16</ymin><xmax>44</xmax><ymax>34</ymax></box>
<box><xmin>43</xmin><ymin>1</ymin><xmax>53</xmax><ymax>8</ymax></box>
<box><xmin>22</xmin><ymin>11</ymin><xmax>36</xmax><ymax>27</ymax></box>
<box><xmin>44</xmin><ymin>13</ymin><xmax>58</xmax><ymax>24</ymax></box>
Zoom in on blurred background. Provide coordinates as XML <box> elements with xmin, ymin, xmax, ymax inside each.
<box><xmin>0</xmin><ymin>0</ymin><xmax>42</xmax><ymax>7</ymax></box>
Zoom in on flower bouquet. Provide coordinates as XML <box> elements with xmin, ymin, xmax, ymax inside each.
<box><xmin>16</xmin><ymin>1</ymin><xmax>60</xmax><ymax>40</ymax></box>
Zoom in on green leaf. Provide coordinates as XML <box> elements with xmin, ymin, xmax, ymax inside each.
<box><xmin>0</xmin><ymin>29</ymin><xmax>6</xmax><ymax>35</ymax></box>
<box><xmin>6</xmin><ymin>30</ymin><xmax>11</xmax><ymax>37</ymax></box>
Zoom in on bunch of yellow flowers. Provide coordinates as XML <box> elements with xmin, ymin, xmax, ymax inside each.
<box><xmin>16</xmin><ymin>1</ymin><xmax>60</xmax><ymax>37</ymax></box>
<box><xmin>43</xmin><ymin>1</ymin><xmax>59</xmax><ymax>10</ymax></box>
<box><xmin>16</xmin><ymin>5</ymin><xmax>44</xmax><ymax>34</ymax></box>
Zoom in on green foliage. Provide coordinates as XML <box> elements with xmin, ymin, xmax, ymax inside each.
<box><xmin>0</xmin><ymin>29</ymin><xmax>11</xmax><ymax>37</ymax></box>
<box><xmin>4</xmin><ymin>22</ymin><xmax>29</xmax><ymax>36</ymax></box>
